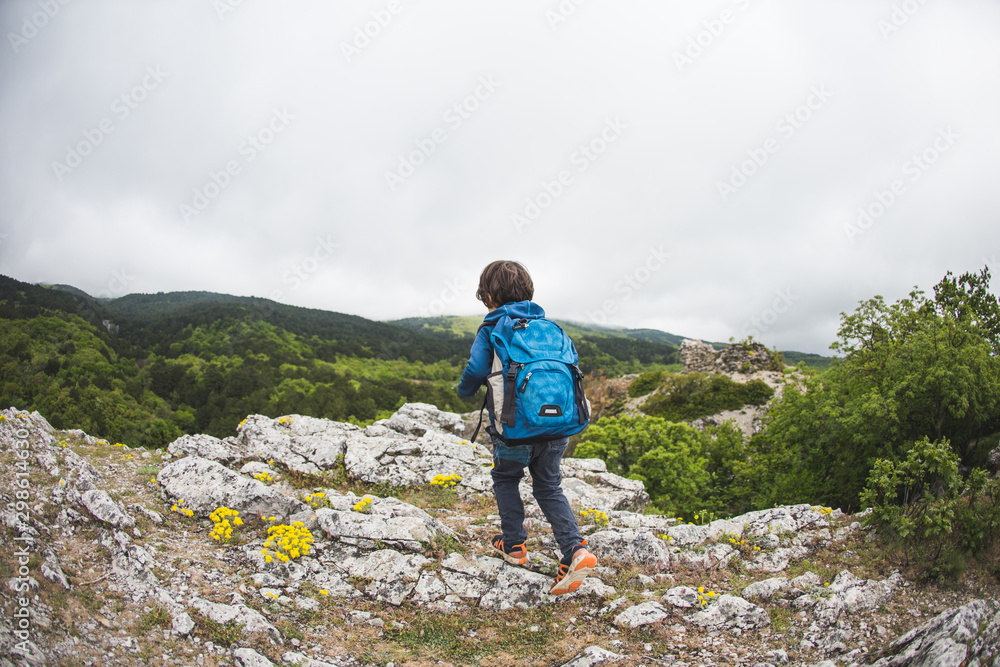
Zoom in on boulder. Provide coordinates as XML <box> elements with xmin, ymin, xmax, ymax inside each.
<box><xmin>742</xmin><ymin>577</ymin><xmax>791</xmax><ymax>602</ymax></box>
<box><xmin>870</xmin><ymin>599</ymin><xmax>1000</xmax><ymax>666</ymax></box>
<box><xmin>315</xmin><ymin>497</ymin><xmax>452</xmax><ymax>552</ymax></box>
<box><xmin>190</xmin><ymin>596</ymin><xmax>282</xmax><ymax>644</ymax></box>
<box><xmin>167</xmin><ymin>433</ymin><xmax>241</xmax><ymax>463</ymax></box>
<box><xmin>688</xmin><ymin>594</ymin><xmax>770</xmax><ymax>632</ymax></box>
<box><xmin>479</xmin><ymin>565</ymin><xmax>556</xmax><ymax>611</ymax></box>
<box><xmin>813</xmin><ymin>569</ymin><xmax>903</xmax><ymax>626</ymax></box>
<box><xmin>342</xmin><ymin>549</ymin><xmax>430</xmax><ymax>606</ymax></box>
<box><xmin>586</xmin><ymin>529</ymin><xmax>671</xmax><ymax>568</ymax></box>
<box><xmin>79</xmin><ymin>489</ymin><xmax>135</xmax><ymax>530</ymax></box>
<box><xmin>232</xmin><ymin>648</ymin><xmax>275</xmax><ymax>667</ymax></box>
<box><xmin>614</xmin><ymin>601</ymin><xmax>669</xmax><ymax>628</ymax></box>
<box><xmin>156</xmin><ymin>455</ymin><xmax>306</xmax><ymax>518</ymax></box>
<box><xmin>664</xmin><ymin>586</ymin><xmax>699</xmax><ymax>609</ymax></box>
<box><xmin>99</xmin><ymin>530</ymin><xmax>158</xmax><ymax>599</ymax></box>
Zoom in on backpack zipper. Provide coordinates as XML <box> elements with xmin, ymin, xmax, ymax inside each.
<box><xmin>519</xmin><ymin>372</ymin><xmax>533</xmax><ymax>393</ymax></box>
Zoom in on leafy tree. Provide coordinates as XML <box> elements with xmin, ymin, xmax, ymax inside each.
<box><xmin>574</xmin><ymin>415</ymin><xmax>747</xmax><ymax>516</ymax></box>
<box><xmin>743</xmin><ymin>268</ymin><xmax>1000</xmax><ymax>511</ymax></box>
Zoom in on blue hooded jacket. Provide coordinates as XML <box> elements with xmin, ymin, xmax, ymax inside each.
<box><xmin>456</xmin><ymin>300</ymin><xmax>546</xmax><ymax>397</ymax></box>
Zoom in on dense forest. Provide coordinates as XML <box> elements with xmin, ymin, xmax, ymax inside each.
<box><xmin>0</xmin><ymin>276</ymin><xmax>680</xmax><ymax>448</ymax></box>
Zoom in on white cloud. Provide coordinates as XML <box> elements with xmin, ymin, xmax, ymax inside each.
<box><xmin>1</xmin><ymin>0</ymin><xmax>999</xmax><ymax>355</ymax></box>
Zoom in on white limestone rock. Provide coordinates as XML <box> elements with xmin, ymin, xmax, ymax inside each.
<box><xmin>232</xmin><ymin>647</ymin><xmax>276</xmax><ymax>667</ymax></box>
<box><xmin>813</xmin><ymin>569</ymin><xmax>903</xmax><ymax>626</ymax></box>
<box><xmin>614</xmin><ymin>601</ymin><xmax>669</xmax><ymax>628</ymax></box>
<box><xmin>676</xmin><ymin>542</ymin><xmax>737</xmax><ymax>570</ymax></box>
<box><xmin>190</xmin><ymin>596</ymin><xmax>282</xmax><ymax>644</ymax></box>
<box><xmin>98</xmin><ymin>530</ymin><xmax>158</xmax><ymax>598</ymax></box>
<box><xmin>314</xmin><ymin>496</ymin><xmax>453</xmax><ymax>552</ymax></box>
<box><xmin>870</xmin><ymin>599</ymin><xmax>1000</xmax><ymax>667</ymax></box>
<box><xmin>586</xmin><ymin>529</ymin><xmax>671</xmax><ymax>568</ymax></box>
<box><xmin>745</xmin><ymin>546</ymin><xmax>809</xmax><ymax>573</ymax></box>
<box><xmin>342</xmin><ymin>549</ymin><xmax>429</xmax><ymax>606</ymax></box>
<box><xmin>236</xmin><ymin>413</ymin><xmax>356</xmax><ymax>475</ymax></box>
<box><xmin>742</xmin><ymin>577</ymin><xmax>791</xmax><ymax>602</ymax></box>
<box><xmin>479</xmin><ymin>565</ymin><xmax>556</xmax><ymax>611</ymax></box>
<box><xmin>79</xmin><ymin>489</ymin><xmax>135</xmax><ymax>530</ymax></box>
<box><xmin>156</xmin><ymin>455</ymin><xmax>306</xmax><ymax>518</ymax></box>
<box><xmin>688</xmin><ymin>594</ymin><xmax>771</xmax><ymax>632</ymax></box>
<box><xmin>172</xmin><ymin>611</ymin><xmax>195</xmax><ymax>636</ymax></box>
<box><xmin>167</xmin><ymin>433</ymin><xmax>241</xmax><ymax>462</ymax></box>
<box><xmin>39</xmin><ymin>550</ymin><xmax>71</xmax><ymax>590</ymax></box>
<box><xmin>664</xmin><ymin>586</ymin><xmax>699</xmax><ymax>609</ymax></box>
<box><xmin>560</xmin><ymin>645</ymin><xmax>625</xmax><ymax>667</ymax></box>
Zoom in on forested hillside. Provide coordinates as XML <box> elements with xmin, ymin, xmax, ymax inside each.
<box><xmin>0</xmin><ymin>276</ymin><xmax>678</xmax><ymax>449</ymax></box>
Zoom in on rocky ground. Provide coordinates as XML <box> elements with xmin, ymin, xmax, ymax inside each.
<box><xmin>1</xmin><ymin>403</ymin><xmax>998</xmax><ymax>667</ymax></box>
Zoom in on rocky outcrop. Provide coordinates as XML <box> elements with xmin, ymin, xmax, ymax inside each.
<box><xmin>1</xmin><ymin>404</ymin><xmax>998</xmax><ymax>667</ymax></box>
<box><xmin>679</xmin><ymin>339</ymin><xmax>778</xmax><ymax>375</ymax></box>
<box><xmin>870</xmin><ymin>599</ymin><xmax>1000</xmax><ymax>666</ymax></box>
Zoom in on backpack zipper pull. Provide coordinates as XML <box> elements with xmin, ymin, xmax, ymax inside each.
<box><xmin>519</xmin><ymin>372</ymin><xmax>532</xmax><ymax>392</ymax></box>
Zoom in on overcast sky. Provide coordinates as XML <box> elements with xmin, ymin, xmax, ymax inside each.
<box><xmin>1</xmin><ymin>1</ymin><xmax>998</xmax><ymax>355</ymax></box>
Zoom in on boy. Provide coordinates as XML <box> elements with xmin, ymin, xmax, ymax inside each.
<box><xmin>457</xmin><ymin>260</ymin><xmax>597</xmax><ymax>595</ymax></box>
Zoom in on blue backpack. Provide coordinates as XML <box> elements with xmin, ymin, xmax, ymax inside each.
<box><xmin>472</xmin><ymin>315</ymin><xmax>591</xmax><ymax>444</ymax></box>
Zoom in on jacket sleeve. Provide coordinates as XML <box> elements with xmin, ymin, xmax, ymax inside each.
<box><xmin>456</xmin><ymin>326</ymin><xmax>493</xmax><ymax>398</ymax></box>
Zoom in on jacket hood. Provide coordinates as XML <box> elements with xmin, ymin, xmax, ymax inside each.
<box><xmin>483</xmin><ymin>300</ymin><xmax>545</xmax><ymax>324</ymax></box>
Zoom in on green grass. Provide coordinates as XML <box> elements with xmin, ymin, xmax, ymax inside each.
<box><xmin>135</xmin><ymin>605</ymin><xmax>171</xmax><ymax>634</ymax></box>
<box><xmin>192</xmin><ymin>610</ymin><xmax>244</xmax><ymax>645</ymax></box>
<box><xmin>768</xmin><ymin>606</ymin><xmax>794</xmax><ymax>633</ymax></box>
<box><xmin>384</xmin><ymin>609</ymin><xmax>556</xmax><ymax>663</ymax></box>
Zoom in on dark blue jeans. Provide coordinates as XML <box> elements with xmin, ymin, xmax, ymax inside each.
<box><xmin>491</xmin><ymin>436</ymin><xmax>583</xmax><ymax>558</ymax></box>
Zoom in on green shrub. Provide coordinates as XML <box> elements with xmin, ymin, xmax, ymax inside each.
<box><xmin>640</xmin><ymin>372</ymin><xmax>773</xmax><ymax>422</ymax></box>
<box><xmin>860</xmin><ymin>436</ymin><xmax>1000</xmax><ymax>578</ymax></box>
<box><xmin>628</xmin><ymin>371</ymin><xmax>664</xmax><ymax>398</ymax></box>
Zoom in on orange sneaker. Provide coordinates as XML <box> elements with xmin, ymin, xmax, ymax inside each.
<box><xmin>490</xmin><ymin>534</ymin><xmax>528</xmax><ymax>566</ymax></box>
<box><xmin>550</xmin><ymin>542</ymin><xmax>597</xmax><ymax>595</ymax></box>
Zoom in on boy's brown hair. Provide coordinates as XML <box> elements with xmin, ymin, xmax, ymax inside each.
<box><xmin>476</xmin><ymin>260</ymin><xmax>534</xmax><ymax>308</ymax></box>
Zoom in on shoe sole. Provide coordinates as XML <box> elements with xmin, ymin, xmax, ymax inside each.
<box><xmin>550</xmin><ymin>550</ymin><xmax>597</xmax><ymax>595</ymax></box>
<box><xmin>492</xmin><ymin>541</ymin><xmax>528</xmax><ymax>566</ymax></box>
<box><xmin>499</xmin><ymin>551</ymin><xmax>528</xmax><ymax>566</ymax></box>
